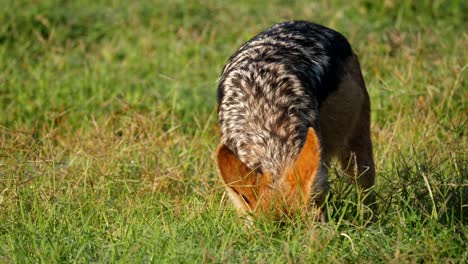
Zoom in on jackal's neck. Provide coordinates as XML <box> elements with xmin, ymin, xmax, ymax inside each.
<box><xmin>218</xmin><ymin>61</ymin><xmax>318</xmax><ymax>178</ymax></box>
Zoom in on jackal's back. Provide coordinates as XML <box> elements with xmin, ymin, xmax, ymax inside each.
<box><xmin>217</xmin><ymin>21</ymin><xmax>353</xmax><ymax>177</ymax></box>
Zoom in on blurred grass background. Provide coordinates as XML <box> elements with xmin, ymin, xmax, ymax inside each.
<box><xmin>0</xmin><ymin>0</ymin><xmax>466</xmax><ymax>263</ymax></box>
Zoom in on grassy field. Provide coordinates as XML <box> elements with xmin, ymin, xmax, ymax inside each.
<box><xmin>0</xmin><ymin>0</ymin><xmax>466</xmax><ymax>263</ymax></box>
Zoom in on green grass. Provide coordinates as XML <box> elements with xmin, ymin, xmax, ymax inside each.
<box><xmin>0</xmin><ymin>0</ymin><xmax>467</xmax><ymax>262</ymax></box>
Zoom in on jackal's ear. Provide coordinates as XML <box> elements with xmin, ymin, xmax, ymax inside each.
<box><xmin>284</xmin><ymin>128</ymin><xmax>321</xmax><ymax>204</ymax></box>
<box><xmin>216</xmin><ymin>144</ymin><xmax>259</xmax><ymax>211</ymax></box>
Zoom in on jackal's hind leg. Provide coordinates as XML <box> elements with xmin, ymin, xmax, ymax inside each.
<box><xmin>338</xmin><ymin>100</ymin><xmax>376</xmax><ymax>211</ymax></box>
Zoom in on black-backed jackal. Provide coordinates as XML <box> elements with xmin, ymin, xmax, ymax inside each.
<box><xmin>216</xmin><ymin>21</ymin><xmax>375</xmax><ymax>222</ymax></box>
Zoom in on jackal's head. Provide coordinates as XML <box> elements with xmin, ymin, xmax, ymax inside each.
<box><xmin>216</xmin><ymin>128</ymin><xmax>321</xmax><ymax>221</ymax></box>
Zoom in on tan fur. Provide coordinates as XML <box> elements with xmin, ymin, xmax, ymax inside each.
<box><xmin>283</xmin><ymin>129</ymin><xmax>321</xmax><ymax>205</ymax></box>
<box><xmin>215</xmin><ymin>144</ymin><xmax>266</xmax><ymax>213</ymax></box>
<box><xmin>319</xmin><ymin>54</ymin><xmax>376</xmax><ymax>204</ymax></box>
<box><xmin>216</xmin><ymin>128</ymin><xmax>321</xmax><ymax>220</ymax></box>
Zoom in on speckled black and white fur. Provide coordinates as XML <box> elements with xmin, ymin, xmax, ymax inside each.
<box><xmin>217</xmin><ymin>21</ymin><xmax>376</xmax><ymax>218</ymax></box>
<box><xmin>218</xmin><ymin>21</ymin><xmax>351</xmax><ymax>176</ymax></box>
